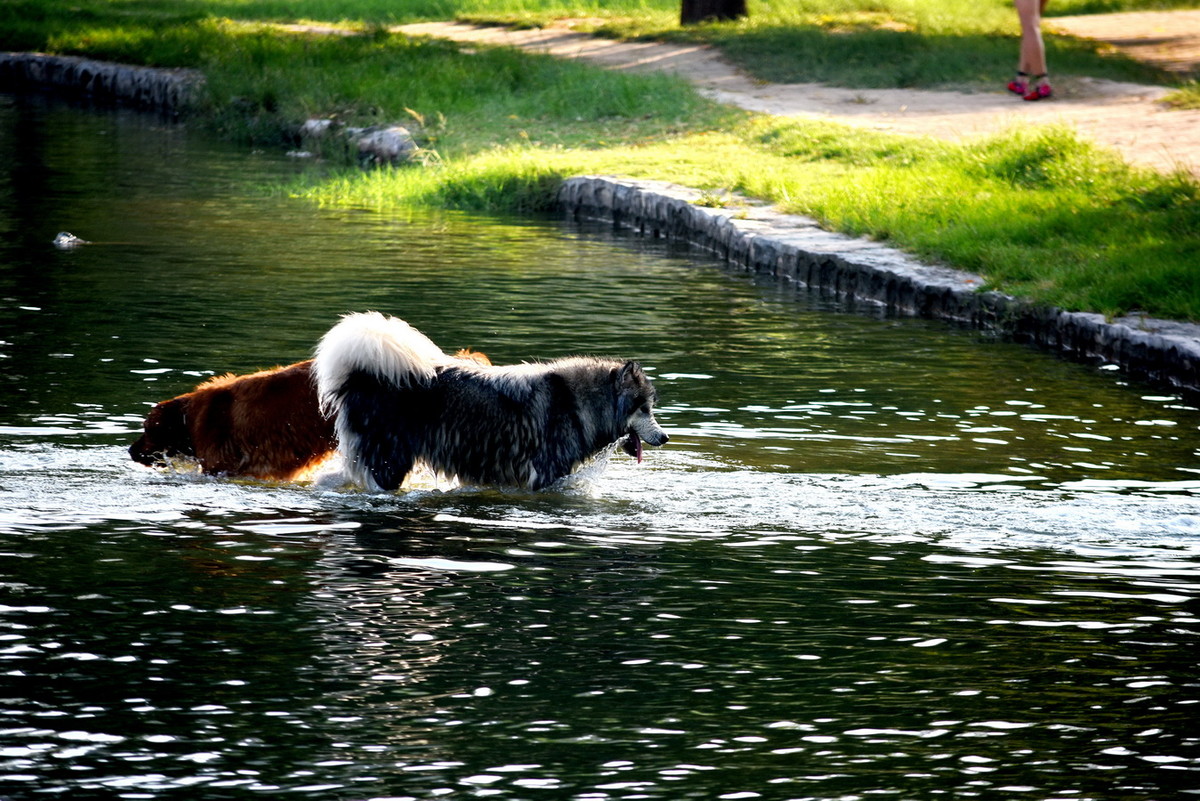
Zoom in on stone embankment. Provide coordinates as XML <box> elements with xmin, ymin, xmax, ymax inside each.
<box><xmin>4</xmin><ymin>52</ymin><xmax>1199</xmax><ymax>396</ymax></box>
<box><xmin>0</xmin><ymin>52</ymin><xmax>203</xmax><ymax>111</ymax></box>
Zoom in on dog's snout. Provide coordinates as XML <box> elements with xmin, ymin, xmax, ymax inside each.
<box><xmin>129</xmin><ymin>438</ymin><xmax>153</xmax><ymax>465</ymax></box>
<box><xmin>643</xmin><ymin>425</ymin><xmax>669</xmax><ymax>447</ymax></box>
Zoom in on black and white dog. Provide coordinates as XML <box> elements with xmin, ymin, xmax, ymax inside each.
<box><xmin>313</xmin><ymin>312</ymin><xmax>668</xmax><ymax>491</ymax></box>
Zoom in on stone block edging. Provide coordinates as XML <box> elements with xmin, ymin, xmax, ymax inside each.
<box><xmin>0</xmin><ymin>52</ymin><xmax>204</xmax><ymax>112</ymax></box>
<box><xmin>558</xmin><ymin>176</ymin><xmax>1200</xmax><ymax>397</ymax></box>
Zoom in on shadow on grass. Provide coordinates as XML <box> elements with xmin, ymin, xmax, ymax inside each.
<box><xmin>670</xmin><ymin>24</ymin><xmax>1173</xmax><ymax>89</ymax></box>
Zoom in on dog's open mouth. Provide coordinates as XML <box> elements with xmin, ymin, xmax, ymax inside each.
<box><xmin>622</xmin><ymin>423</ymin><xmax>670</xmax><ymax>463</ymax></box>
<box><xmin>621</xmin><ymin>432</ymin><xmax>644</xmax><ymax>463</ymax></box>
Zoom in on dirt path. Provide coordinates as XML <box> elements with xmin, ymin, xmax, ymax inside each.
<box><xmin>1052</xmin><ymin>10</ymin><xmax>1200</xmax><ymax>75</ymax></box>
<box><xmin>396</xmin><ymin>14</ymin><xmax>1200</xmax><ymax>178</ymax></box>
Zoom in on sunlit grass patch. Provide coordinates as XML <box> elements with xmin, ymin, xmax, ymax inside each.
<box><xmin>1164</xmin><ymin>80</ymin><xmax>1200</xmax><ymax>110</ymax></box>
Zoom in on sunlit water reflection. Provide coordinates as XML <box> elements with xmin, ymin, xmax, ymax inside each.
<box><xmin>1</xmin><ymin>95</ymin><xmax>1198</xmax><ymax>799</ymax></box>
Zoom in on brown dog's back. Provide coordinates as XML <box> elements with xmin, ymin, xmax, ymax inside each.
<box><xmin>130</xmin><ymin>360</ymin><xmax>334</xmax><ymax>481</ymax></box>
<box><xmin>130</xmin><ymin>350</ymin><xmax>492</xmax><ymax>481</ymax></box>
<box><xmin>189</xmin><ymin>360</ymin><xmax>335</xmax><ymax>479</ymax></box>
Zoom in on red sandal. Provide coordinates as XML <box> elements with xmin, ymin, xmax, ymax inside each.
<box><xmin>1023</xmin><ymin>75</ymin><xmax>1052</xmax><ymax>101</ymax></box>
<box><xmin>1007</xmin><ymin>71</ymin><xmax>1029</xmax><ymax>96</ymax></box>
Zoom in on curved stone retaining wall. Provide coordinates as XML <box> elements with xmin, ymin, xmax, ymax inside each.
<box><xmin>559</xmin><ymin>176</ymin><xmax>1200</xmax><ymax>397</ymax></box>
<box><xmin>0</xmin><ymin>53</ymin><xmax>203</xmax><ymax>111</ymax></box>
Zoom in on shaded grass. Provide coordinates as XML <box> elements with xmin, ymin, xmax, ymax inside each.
<box><xmin>12</xmin><ymin>16</ymin><xmax>724</xmax><ymax>151</ymax></box>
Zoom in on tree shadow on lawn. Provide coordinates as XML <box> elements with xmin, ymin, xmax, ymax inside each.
<box><xmin>692</xmin><ymin>25</ymin><xmax>1173</xmax><ymax>90</ymax></box>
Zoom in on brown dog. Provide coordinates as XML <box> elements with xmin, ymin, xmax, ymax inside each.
<box><xmin>130</xmin><ymin>350</ymin><xmax>490</xmax><ymax>481</ymax></box>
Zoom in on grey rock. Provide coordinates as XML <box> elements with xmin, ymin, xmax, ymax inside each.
<box><xmin>347</xmin><ymin>124</ymin><xmax>418</xmax><ymax>165</ymax></box>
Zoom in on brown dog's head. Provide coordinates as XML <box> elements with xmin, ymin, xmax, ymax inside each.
<box><xmin>129</xmin><ymin>397</ymin><xmax>194</xmax><ymax>467</ymax></box>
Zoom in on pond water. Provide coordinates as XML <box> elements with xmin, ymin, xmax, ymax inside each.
<box><xmin>1</xmin><ymin>95</ymin><xmax>1199</xmax><ymax>800</ymax></box>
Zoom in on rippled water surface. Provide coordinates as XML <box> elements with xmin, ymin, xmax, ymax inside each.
<box><xmin>2</xmin><ymin>96</ymin><xmax>1199</xmax><ymax>799</ymax></box>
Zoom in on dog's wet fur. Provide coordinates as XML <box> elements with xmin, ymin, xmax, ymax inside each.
<box><xmin>314</xmin><ymin>312</ymin><xmax>668</xmax><ymax>491</ymax></box>
<box><xmin>128</xmin><ymin>349</ymin><xmax>492</xmax><ymax>482</ymax></box>
<box><xmin>128</xmin><ymin>360</ymin><xmax>336</xmax><ymax>481</ymax></box>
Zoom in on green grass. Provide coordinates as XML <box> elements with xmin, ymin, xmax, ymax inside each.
<box><xmin>1165</xmin><ymin>80</ymin><xmax>1200</xmax><ymax>109</ymax></box>
<box><xmin>1</xmin><ymin>0</ymin><xmax>1198</xmax><ymax>320</ymax></box>
<box><xmin>4</xmin><ymin>14</ymin><xmax>721</xmax><ymax>150</ymax></box>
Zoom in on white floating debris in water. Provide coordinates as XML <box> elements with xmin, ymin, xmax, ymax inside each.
<box><xmin>52</xmin><ymin>231</ymin><xmax>90</xmax><ymax>249</ymax></box>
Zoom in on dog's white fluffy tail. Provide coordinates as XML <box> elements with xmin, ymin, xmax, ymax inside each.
<box><xmin>313</xmin><ymin>312</ymin><xmax>448</xmax><ymax>416</ymax></box>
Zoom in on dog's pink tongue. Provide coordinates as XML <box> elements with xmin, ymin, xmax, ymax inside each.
<box><xmin>636</xmin><ymin>437</ymin><xmax>643</xmax><ymax>464</ymax></box>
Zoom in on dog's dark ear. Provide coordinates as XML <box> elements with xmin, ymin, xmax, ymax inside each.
<box><xmin>156</xmin><ymin>398</ymin><xmax>192</xmax><ymax>445</ymax></box>
<box><xmin>618</xmin><ymin>361</ymin><xmax>643</xmax><ymax>390</ymax></box>
<box><xmin>615</xmin><ymin>361</ymin><xmax>650</xmax><ymax>419</ymax></box>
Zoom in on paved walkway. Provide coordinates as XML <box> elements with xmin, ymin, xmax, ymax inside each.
<box><xmin>396</xmin><ymin>13</ymin><xmax>1200</xmax><ymax>178</ymax></box>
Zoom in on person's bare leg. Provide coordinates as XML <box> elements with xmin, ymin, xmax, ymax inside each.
<box><xmin>1015</xmin><ymin>0</ymin><xmax>1047</xmax><ymax>75</ymax></box>
<box><xmin>1013</xmin><ymin>0</ymin><xmax>1051</xmax><ymax>99</ymax></box>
